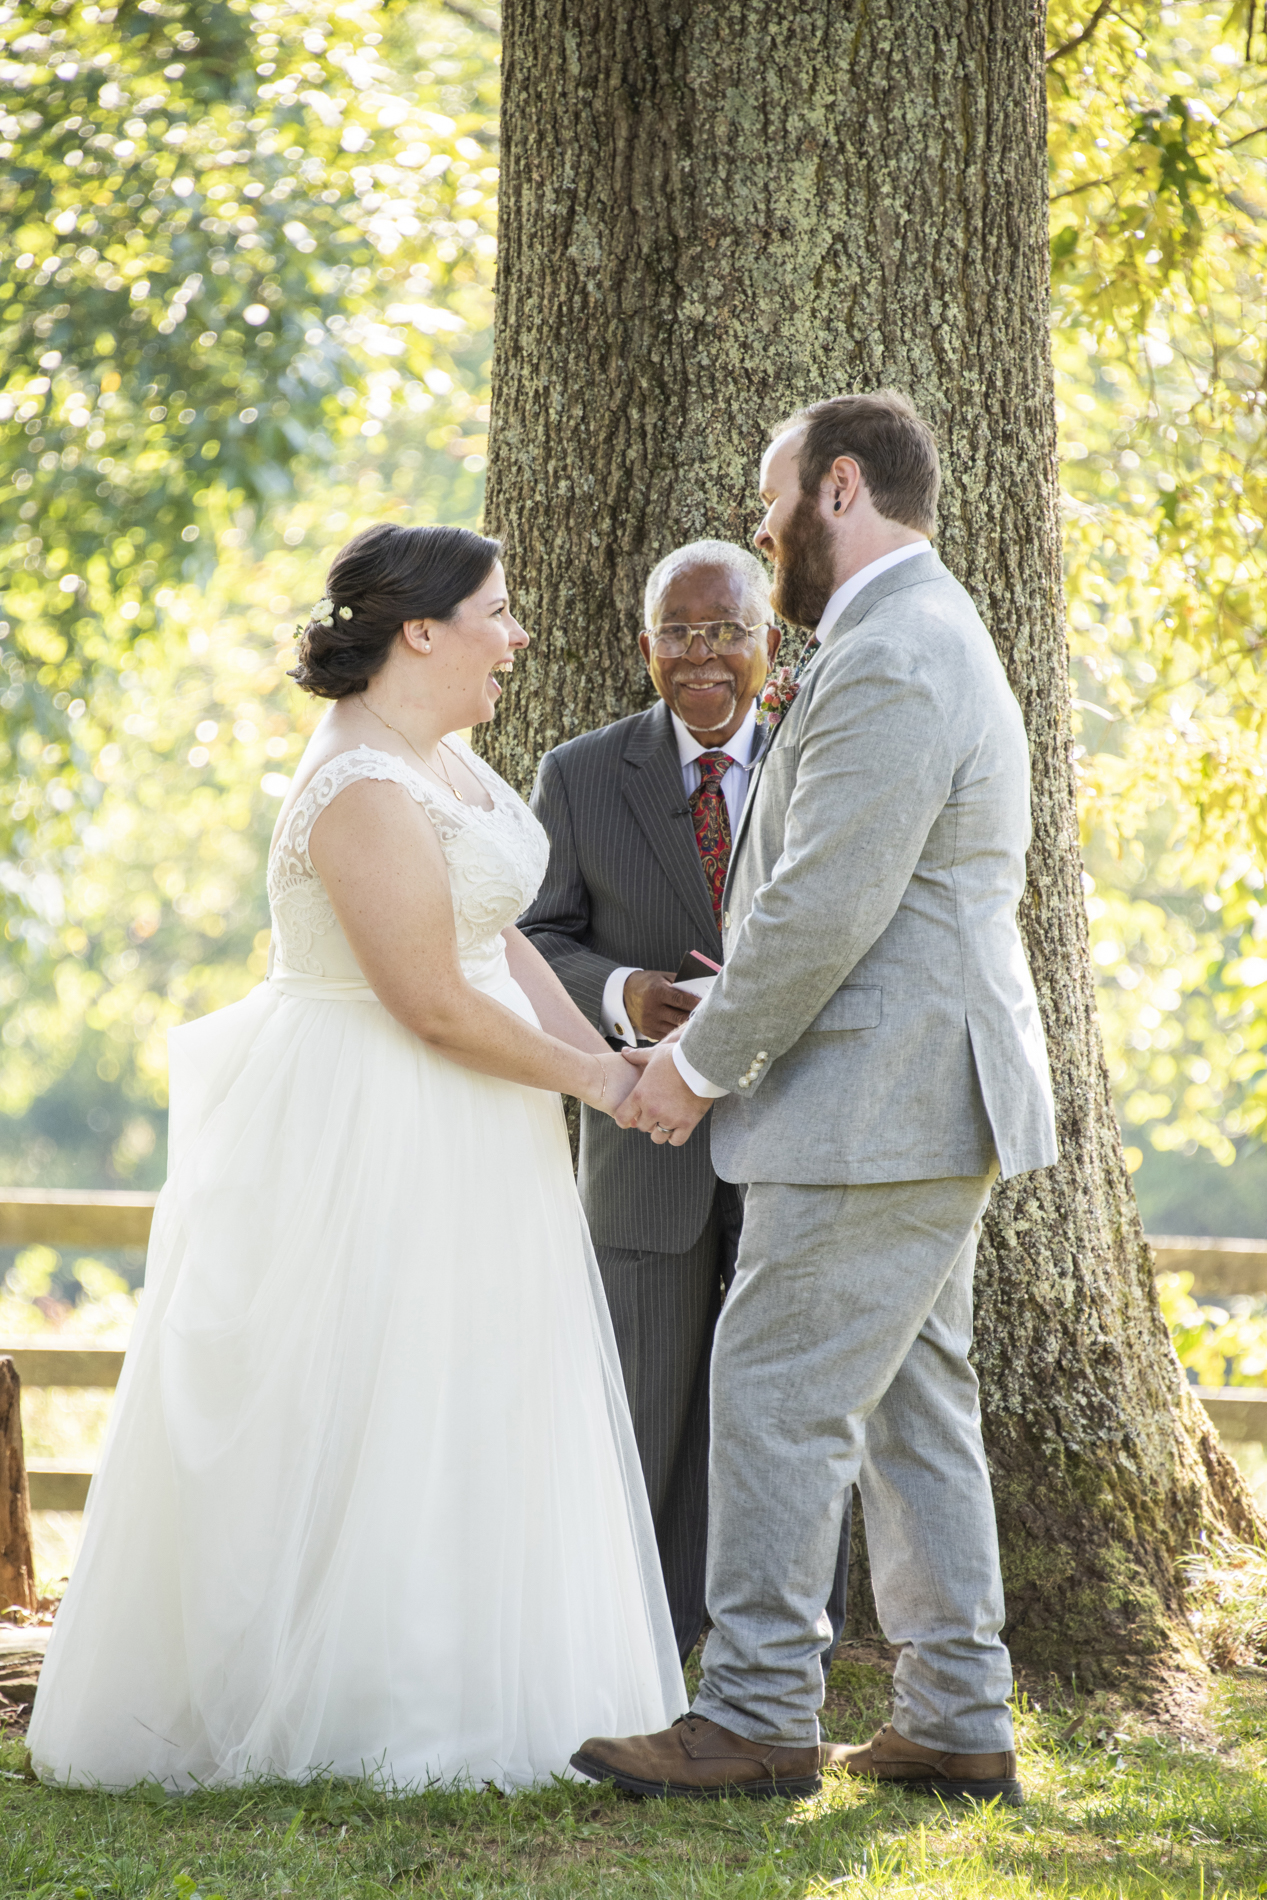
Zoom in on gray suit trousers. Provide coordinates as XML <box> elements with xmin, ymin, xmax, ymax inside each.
<box><xmin>597</xmin><ymin>1181</ymin><xmax>851</xmax><ymax>1666</ymax></box>
<box><xmin>694</xmin><ymin>1168</ymin><xmax>1012</xmax><ymax>1749</ymax></box>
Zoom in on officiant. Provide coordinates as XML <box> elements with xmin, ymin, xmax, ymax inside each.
<box><xmin>519</xmin><ymin>539</ymin><xmax>851</xmax><ymax>1664</ymax></box>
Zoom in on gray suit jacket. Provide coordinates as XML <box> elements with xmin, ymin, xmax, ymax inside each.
<box><xmin>519</xmin><ymin>700</ymin><xmax>726</xmax><ymax>1252</ymax></box>
<box><xmin>678</xmin><ymin>551</ymin><xmax>1058</xmax><ymax>1187</ymax></box>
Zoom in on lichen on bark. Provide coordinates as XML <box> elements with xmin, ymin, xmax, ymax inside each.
<box><xmin>483</xmin><ymin>0</ymin><xmax>1264</xmax><ymax>1678</ymax></box>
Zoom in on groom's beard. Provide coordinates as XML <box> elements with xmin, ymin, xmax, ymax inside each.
<box><xmin>770</xmin><ymin>492</ymin><xmax>838</xmax><ymax>632</ymax></box>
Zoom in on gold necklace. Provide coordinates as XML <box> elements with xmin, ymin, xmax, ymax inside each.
<box><xmin>359</xmin><ymin>696</ymin><xmax>464</xmax><ymax>802</ymax></box>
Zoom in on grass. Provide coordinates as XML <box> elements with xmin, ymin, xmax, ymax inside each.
<box><xmin>3</xmin><ymin>1658</ymin><xmax>1265</xmax><ymax>1899</ymax></box>
<box><xmin>1183</xmin><ymin>1539</ymin><xmax>1267</xmax><ymax>1672</ymax></box>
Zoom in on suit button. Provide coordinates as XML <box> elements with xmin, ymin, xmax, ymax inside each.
<box><xmin>756</xmin><ymin>1051</ymin><xmax>768</xmax><ymax>1062</ymax></box>
<box><xmin>723</xmin><ymin>910</ymin><xmax>731</xmax><ymax>929</ymax></box>
<box><xmin>738</xmin><ymin>1076</ymin><xmax>750</xmax><ymax>1089</ymax></box>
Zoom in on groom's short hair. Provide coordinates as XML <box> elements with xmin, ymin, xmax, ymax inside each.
<box><xmin>780</xmin><ymin>389</ymin><xmax>940</xmax><ymax>537</ymax></box>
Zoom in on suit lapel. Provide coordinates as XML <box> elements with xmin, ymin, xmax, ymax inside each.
<box><xmin>728</xmin><ymin>689</ymin><xmax>796</xmax><ymax>868</ymax></box>
<box><xmin>622</xmin><ymin>703</ymin><xmax>723</xmax><ymax>948</ymax></box>
<box><xmin>723</xmin><ymin>563</ymin><xmax>945</xmax><ymax>910</ymax></box>
<box><xmin>724</xmin><ymin>655</ymin><xmax>815</xmax><ymax>893</ymax></box>
<box><xmin>727</xmin><ymin>744</ymin><xmax>767</xmax><ymax>869</ymax></box>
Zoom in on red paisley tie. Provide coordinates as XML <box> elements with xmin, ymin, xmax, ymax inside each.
<box><xmin>689</xmin><ymin>751</ymin><xmax>734</xmax><ymax>924</ymax></box>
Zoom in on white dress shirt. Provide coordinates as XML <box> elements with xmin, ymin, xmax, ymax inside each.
<box><xmin>600</xmin><ymin>703</ymin><xmax>760</xmax><ymax>1045</ymax></box>
<box><xmin>670</xmin><ymin>541</ymin><xmax>931</xmax><ymax>1103</ymax></box>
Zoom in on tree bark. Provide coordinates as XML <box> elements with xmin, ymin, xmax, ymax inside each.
<box><xmin>483</xmin><ymin>0</ymin><xmax>1264</xmax><ymax>1680</ymax></box>
<box><xmin>0</xmin><ymin>1359</ymin><xmax>37</xmax><ymax>1616</ymax></box>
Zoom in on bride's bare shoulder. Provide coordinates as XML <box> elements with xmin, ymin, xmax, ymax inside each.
<box><xmin>269</xmin><ymin>709</ymin><xmax>407</xmax><ymax>851</ymax></box>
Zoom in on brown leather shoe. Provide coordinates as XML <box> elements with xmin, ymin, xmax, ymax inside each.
<box><xmin>571</xmin><ymin>1713</ymin><xmax>826</xmax><ymax>1799</ymax></box>
<box><xmin>826</xmin><ymin>1722</ymin><xmax>1022</xmax><ymax>1807</ymax></box>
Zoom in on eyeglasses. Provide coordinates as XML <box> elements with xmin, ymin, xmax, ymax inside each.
<box><xmin>645</xmin><ymin>620</ymin><xmax>768</xmax><ymax>657</ymax></box>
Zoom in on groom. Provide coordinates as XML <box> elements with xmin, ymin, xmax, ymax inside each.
<box><xmin>573</xmin><ymin>390</ymin><xmax>1057</xmax><ymax>1804</ymax></box>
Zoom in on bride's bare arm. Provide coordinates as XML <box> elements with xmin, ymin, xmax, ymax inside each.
<box><xmin>308</xmin><ymin>779</ymin><xmax>632</xmax><ymax>1112</ymax></box>
<box><xmin>501</xmin><ymin>925</ymin><xmax>612</xmax><ymax>1055</ymax></box>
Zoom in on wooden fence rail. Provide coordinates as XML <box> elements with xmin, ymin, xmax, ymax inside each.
<box><xmin>0</xmin><ymin>1187</ymin><xmax>157</xmax><ymax>1250</ymax></box>
<box><xmin>1148</xmin><ymin>1234</ymin><xmax>1267</xmax><ymax>1298</ymax></box>
<box><xmin>3</xmin><ymin>1196</ymin><xmax>1266</xmax><ymax>1511</ymax></box>
<box><xmin>2</xmin><ymin>1192</ymin><xmax>154</xmax><ymax>1509</ymax></box>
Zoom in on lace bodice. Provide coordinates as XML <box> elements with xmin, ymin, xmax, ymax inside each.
<box><xmin>266</xmin><ymin>743</ymin><xmax>550</xmax><ymax>985</ymax></box>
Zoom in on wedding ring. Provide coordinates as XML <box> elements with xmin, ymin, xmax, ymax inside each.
<box><xmin>654</xmin><ymin>1122</ymin><xmax>673</xmax><ymax>1135</ymax></box>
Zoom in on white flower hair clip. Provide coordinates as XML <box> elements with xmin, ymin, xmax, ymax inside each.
<box><xmin>311</xmin><ymin>596</ymin><xmax>335</xmax><ymax>628</ymax></box>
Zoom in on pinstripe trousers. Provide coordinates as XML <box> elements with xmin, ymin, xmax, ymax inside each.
<box><xmin>596</xmin><ymin>1182</ymin><xmax>852</xmax><ymax>1664</ymax></box>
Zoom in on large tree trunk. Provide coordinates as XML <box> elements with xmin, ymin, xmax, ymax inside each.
<box><xmin>0</xmin><ymin>1359</ymin><xmax>37</xmax><ymax>1616</ymax></box>
<box><xmin>482</xmin><ymin>0</ymin><xmax>1263</xmax><ymax>1680</ymax></box>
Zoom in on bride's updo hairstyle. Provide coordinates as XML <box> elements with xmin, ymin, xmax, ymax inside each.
<box><xmin>290</xmin><ymin>521</ymin><xmax>502</xmax><ymax>699</ymax></box>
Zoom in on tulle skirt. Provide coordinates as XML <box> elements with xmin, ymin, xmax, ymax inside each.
<box><xmin>28</xmin><ymin>969</ymin><xmax>684</xmax><ymax>1790</ymax></box>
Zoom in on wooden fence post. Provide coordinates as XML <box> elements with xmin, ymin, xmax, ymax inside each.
<box><xmin>0</xmin><ymin>1358</ymin><xmax>36</xmax><ymax>1615</ymax></box>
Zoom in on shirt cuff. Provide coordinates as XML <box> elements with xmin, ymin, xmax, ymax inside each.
<box><xmin>600</xmin><ymin>965</ymin><xmax>641</xmax><ymax>1047</ymax></box>
<box><xmin>672</xmin><ymin>1041</ymin><xmax>729</xmax><ymax>1100</ymax></box>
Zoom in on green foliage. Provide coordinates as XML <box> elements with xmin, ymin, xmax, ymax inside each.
<box><xmin>1157</xmin><ymin>1269</ymin><xmax>1267</xmax><ymax>1385</ymax></box>
<box><xmin>0</xmin><ymin>0</ymin><xmax>499</xmax><ymax>1178</ymax></box>
<box><xmin>1</xmin><ymin>0</ymin><xmax>497</xmax><ymax>576</ymax></box>
<box><xmin>3</xmin><ymin>1670</ymin><xmax>1267</xmax><ymax>1898</ymax></box>
<box><xmin>1</xmin><ymin>478</ymin><xmax>490</xmax><ymax>1181</ymax></box>
<box><xmin>1048</xmin><ymin>0</ymin><xmax>1267</xmax><ymax>1172</ymax></box>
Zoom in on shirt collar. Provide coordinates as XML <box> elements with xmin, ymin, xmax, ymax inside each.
<box><xmin>813</xmin><ymin>540</ymin><xmax>932</xmax><ymax>646</ymax></box>
<box><xmin>670</xmin><ymin>700</ymin><xmax>759</xmax><ymax>770</ymax></box>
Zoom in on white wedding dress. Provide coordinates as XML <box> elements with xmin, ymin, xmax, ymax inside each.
<box><xmin>29</xmin><ymin>742</ymin><xmax>684</xmax><ymax>1791</ymax></box>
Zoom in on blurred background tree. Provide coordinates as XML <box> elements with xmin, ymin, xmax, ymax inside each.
<box><xmin>1049</xmin><ymin>0</ymin><xmax>1267</xmax><ymax>1234</ymax></box>
<box><xmin>1</xmin><ymin>0</ymin><xmax>499</xmax><ymax>1214</ymax></box>
<box><xmin>0</xmin><ymin>0</ymin><xmax>1264</xmax><ymax>1242</ymax></box>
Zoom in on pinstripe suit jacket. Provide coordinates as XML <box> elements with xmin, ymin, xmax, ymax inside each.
<box><xmin>519</xmin><ymin>699</ymin><xmax>726</xmax><ymax>1253</ymax></box>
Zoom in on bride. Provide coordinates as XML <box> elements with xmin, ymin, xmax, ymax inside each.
<box><xmin>29</xmin><ymin>522</ymin><xmax>686</xmax><ymax>1790</ymax></box>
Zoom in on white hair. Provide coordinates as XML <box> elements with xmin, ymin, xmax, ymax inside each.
<box><xmin>643</xmin><ymin>539</ymin><xmax>772</xmax><ymax>628</ymax></box>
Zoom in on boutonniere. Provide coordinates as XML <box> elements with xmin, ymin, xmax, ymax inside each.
<box><xmin>754</xmin><ymin>665</ymin><xmax>800</xmax><ymax>728</ymax></box>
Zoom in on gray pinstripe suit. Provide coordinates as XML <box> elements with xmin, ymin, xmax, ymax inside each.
<box><xmin>519</xmin><ymin>698</ymin><xmax>850</xmax><ymax>1662</ymax></box>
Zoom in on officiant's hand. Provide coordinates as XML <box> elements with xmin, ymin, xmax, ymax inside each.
<box><xmin>623</xmin><ymin>970</ymin><xmax>701</xmax><ymax>1043</ymax></box>
<box><xmin>614</xmin><ymin>1042</ymin><xmax>711</xmax><ymax>1145</ymax></box>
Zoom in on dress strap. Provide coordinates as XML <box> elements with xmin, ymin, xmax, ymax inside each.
<box><xmin>278</xmin><ymin>746</ymin><xmax>464</xmax><ymax>871</ymax></box>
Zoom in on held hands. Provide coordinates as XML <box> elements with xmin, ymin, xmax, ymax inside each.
<box><xmin>614</xmin><ymin>1041</ymin><xmax>712</xmax><ymax>1145</ymax></box>
<box><xmin>577</xmin><ymin>1050</ymin><xmax>641</xmax><ymax>1119</ymax></box>
<box><xmin>622</xmin><ymin>970</ymin><xmax>702</xmax><ymax>1043</ymax></box>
